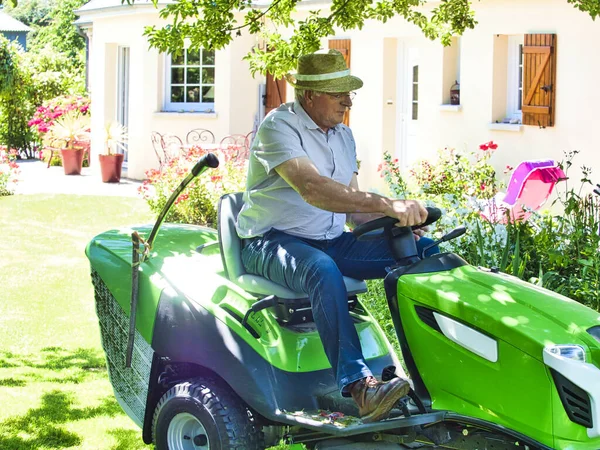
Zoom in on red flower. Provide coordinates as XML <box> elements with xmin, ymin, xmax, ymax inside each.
<box><xmin>487</xmin><ymin>141</ymin><xmax>498</xmax><ymax>150</ymax></box>
<box><xmin>479</xmin><ymin>144</ymin><xmax>489</xmax><ymax>151</ymax></box>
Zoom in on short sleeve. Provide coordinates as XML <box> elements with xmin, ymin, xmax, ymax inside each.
<box><xmin>344</xmin><ymin>126</ymin><xmax>359</xmax><ymax>174</ymax></box>
<box><xmin>253</xmin><ymin>115</ymin><xmax>307</xmax><ymax>175</ymax></box>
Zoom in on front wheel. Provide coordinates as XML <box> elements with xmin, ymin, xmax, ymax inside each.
<box><xmin>152</xmin><ymin>377</ymin><xmax>264</xmax><ymax>450</ymax></box>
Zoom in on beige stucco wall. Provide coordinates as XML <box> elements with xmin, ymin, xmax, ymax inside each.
<box><xmin>335</xmin><ymin>0</ymin><xmax>600</xmax><ymax>191</ymax></box>
<box><xmin>82</xmin><ymin>6</ymin><xmax>261</xmax><ymax>180</ymax></box>
<box><xmin>83</xmin><ymin>0</ymin><xmax>600</xmax><ymax>192</ymax></box>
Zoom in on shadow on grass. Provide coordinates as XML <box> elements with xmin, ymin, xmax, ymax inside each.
<box><xmin>0</xmin><ymin>347</ymin><xmax>121</xmax><ymax>449</ymax></box>
<box><xmin>0</xmin><ymin>347</ymin><xmax>106</xmax><ymax>387</ymax></box>
<box><xmin>0</xmin><ymin>390</ymin><xmax>122</xmax><ymax>449</ymax></box>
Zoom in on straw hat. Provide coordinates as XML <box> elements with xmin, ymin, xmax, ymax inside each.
<box><xmin>285</xmin><ymin>49</ymin><xmax>363</xmax><ymax>93</ymax></box>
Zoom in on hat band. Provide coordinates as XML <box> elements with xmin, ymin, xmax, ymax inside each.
<box><xmin>294</xmin><ymin>69</ymin><xmax>350</xmax><ymax>82</ymax></box>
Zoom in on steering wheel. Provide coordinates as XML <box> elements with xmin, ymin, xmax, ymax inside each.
<box><xmin>352</xmin><ymin>206</ymin><xmax>442</xmax><ymax>240</ymax></box>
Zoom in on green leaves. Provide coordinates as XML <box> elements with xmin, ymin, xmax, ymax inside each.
<box><xmin>142</xmin><ymin>0</ymin><xmax>478</xmax><ymax>76</ymax></box>
<box><xmin>566</xmin><ymin>0</ymin><xmax>600</xmax><ymax>19</ymax></box>
<box><xmin>0</xmin><ymin>37</ymin><xmax>19</xmax><ymax>99</ymax></box>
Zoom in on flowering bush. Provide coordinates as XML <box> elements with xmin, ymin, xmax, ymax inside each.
<box><xmin>378</xmin><ymin>145</ymin><xmax>600</xmax><ymax>311</ymax></box>
<box><xmin>28</xmin><ymin>95</ymin><xmax>90</xmax><ymax>135</ymax></box>
<box><xmin>0</xmin><ymin>148</ymin><xmax>20</xmax><ymax>196</ymax></box>
<box><xmin>410</xmin><ymin>141</ymin><xmax>499</xmax><ymax>199</ymax></box>
<box><xmin>139</xmin><ymin>145</ymin><xmax>248</xmax><ymax>227</ymax></box>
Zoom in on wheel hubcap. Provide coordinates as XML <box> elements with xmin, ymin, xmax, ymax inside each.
<box><xmin>167</xmin><ymin>412</ymin><xmax>210</xmax><ymax>450</ymax></box>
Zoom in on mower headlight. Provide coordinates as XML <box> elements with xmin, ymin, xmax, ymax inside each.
<box><xmin>547</xmin><ymin>344</ymin><xmax>586</xmax><ymax>362</ymax></box>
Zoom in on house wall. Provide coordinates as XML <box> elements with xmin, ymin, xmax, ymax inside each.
<box><xmin>327</xmin><ymin>0</ymin><xmax>600</xmax><ymax>191</ymax></box>
<box><xmin>1</xmin><ymin>31</ymin><xmax>27</xmax><ymax>50</ymax></box>
<box><xmin>84</xmin><ymin>0</ymin><xmax>600</xmax><ymax>191</ymax></box>
<box><xmin>85</xmin><ymin>7</ymin><xmax>261</xmax><ymax>180</ymax></box>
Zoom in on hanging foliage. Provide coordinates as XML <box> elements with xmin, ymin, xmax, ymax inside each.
<box><xmin>0</xmin><ymin>37</ymin><xmax>18</xmax><ymax>98</ymax></box>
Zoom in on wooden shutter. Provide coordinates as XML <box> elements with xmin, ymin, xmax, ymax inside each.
<box><xmin>329</xmin><ymin>39</ymin><xmax>351</xmax><ymax>126</ymax></box>
<box><xmin>265</xmin><ymin>72</ymin><xmax>286</xmax><ymax>116</ymax></box>
<box><xmin>522</xmin><ymin>34</ymin><xmax>557</xmax><ymax>127</ymax></box>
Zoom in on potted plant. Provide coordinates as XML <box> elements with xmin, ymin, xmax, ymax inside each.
<box><xmin>29</xmin><ymin>95</ymin><xmax>91</xmax><ymax>168</ymax></box>
<box><xmin>99</xmin><ymin>121</ymin><xmax>127</xmax><ymax>183</ymax></box>
<box><xmin>44</xmin><ymin>111</ymin><xmax>91</xmax><ymax>175</ymax></box>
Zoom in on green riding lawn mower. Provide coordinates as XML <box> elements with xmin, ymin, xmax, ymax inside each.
<box><xmin>86</xmin><ymin>154</ymin><xmax>600</xmax><ymax>449</ymax></box>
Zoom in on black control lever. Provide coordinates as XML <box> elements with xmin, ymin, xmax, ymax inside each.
<box><xmin>241</xmin><ymin>295</ymin><xmax>277</xmax><ymax>335</ymax></box>
<box><xmin>421</xmin><ymin>226</ymin><xmax>466</xmax><ymax>259</ymax></box>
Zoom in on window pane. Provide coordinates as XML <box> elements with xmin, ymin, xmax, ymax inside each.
<box><xmin>172</xmin><ymin>53</ymin><xmax>184</xmax><ymax>66</ymax></box>
<box><xmin>412</xmin><ymin>102</ymin><xmax>418</xmax><ymax>120</ymax></box>
<box><xmin>171</xmin><ymin>67</ymin><xmax>184</xmax><ymax>84</ymax></box>
<box><xmin>202</xmin><ymin>68</ymin><xmax>215</xmax><ymax>84</ymax></box>
<box><xmin>202</xmin><ymin>50</ymin><xmax>215</xmax><ymax>65</ymax></box>
<box><xmin>187</xmin><ymin>86</ymin><xmax>200</xmax><ymax>103</ymax></box>
<box><xmin>202</xmin><ymin>86</ymin><xmax>215</xmax><ymax>103</ymax></box>
<box><xmin>187</xmin><ymin>50</ymin><xmax>200</xmax><ymax>65</ymax></box>
<box><xmin>187</xmin><ymin>67</ymin><xmax>200</xmax><ymax>84</ymax></box>
<box><xmin>412</xmin><ymin>84</ymin><xmax>418</xmax><ymax>102</ymax></box>
<box><xmin>413</xmin><ymin>65</ymin><xmax>419</xmax><ymax>83</ymax></box>
<box><xmin>171</xmin><ymin>86</ymin><xmax>184</xmax><ymax>103</ymax></box>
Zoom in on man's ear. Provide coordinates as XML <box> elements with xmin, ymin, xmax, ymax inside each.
<box><xmin>304</xmin><ymin>90</ymin><xmax>314</xmax><ymax>106</ymax></box>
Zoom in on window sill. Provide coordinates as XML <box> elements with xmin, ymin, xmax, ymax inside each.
<box><xmin>439</xmin><ymin>104</ymin><xmax>462</xmax><ymax>112</ymax></box>
<box><xmin>154</xmin><ymin>111</ymin><xmax>218</xmax><ymax>119</ymax></box>
<box><xmin>488</xmin><ymin>123</ymin><xmax>523</xmax><ymax>132</ymax></box>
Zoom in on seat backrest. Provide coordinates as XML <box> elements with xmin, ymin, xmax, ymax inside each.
<box><xmin>481</xmin><ymin>160</ymin><xmax>567</xmax><ymax>224</ymax></box>
<box><xmin>217</xmin><ymin>192</ymin><xmax>246</xmax><ymax>280</ymax></box>
<box><xmin>504</xmin><ymin>160</ymin><xmax>565</xmax><ymax>206</ymax></box>
<box><xmin>150</xmin><ymin>131</ymin><xmax>165</xmax><ymax>166</ymax></box>
<box><xmin>186</xmin><ymin>128</ymin><xmax>215</xmax><ymax>145</ymax></box>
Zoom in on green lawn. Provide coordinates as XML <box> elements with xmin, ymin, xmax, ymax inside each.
<box><xmin>0</xmin><ymin>194</ymin><xmax>154</xmax><ymax>450</ymax></box>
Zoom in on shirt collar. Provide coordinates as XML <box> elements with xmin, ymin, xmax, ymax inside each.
<box><xmin>293</xmin><ymin>100</ymin><xmax>341</xmax><ymax>134</ymax></box>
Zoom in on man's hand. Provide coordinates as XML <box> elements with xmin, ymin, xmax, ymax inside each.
<box><xmin>413</xmin><ymin>226</ymin><xmax>430</xmax><ymax>241</ymax></box>
<box><xmin>386</xmin><ymin>199</ymin><xmax>428</xmax><ymax>227</ymax></box>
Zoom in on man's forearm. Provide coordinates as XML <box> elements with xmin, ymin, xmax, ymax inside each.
<box><xmin>302</xmin><ymin>175</ymin><xmax>391</xmax><ymax>215</ymax></box>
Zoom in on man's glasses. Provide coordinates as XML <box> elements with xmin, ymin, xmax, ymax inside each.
<box><xmin>325</xmin><ymin>92</ymin><xmax>356</xmax><ymax>101</ymax></box>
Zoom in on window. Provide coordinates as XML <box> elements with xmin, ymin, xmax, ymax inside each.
<box><xmin>493</xmin><ymin>33</ymin><xmax>556</xmax><ymax>127</ymax></box>
<box><xmin>165</xmin><ymin>49</ymin><xmax>215</xmax><ymax>112</ymax></box>
<box><xmin>412</xmin><ymin>65</ymin><xmax>419</xmax><ymax>120</ymax></box>
<box><xmin>506</xmin><ymin>35</ymin><xmax>524</xmax><ymax>121</ymax></box>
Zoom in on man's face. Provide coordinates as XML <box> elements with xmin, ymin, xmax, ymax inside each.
<box><xmin>303</xmin><ymin>91</ymin><xmax>354</xmax><ymax>131</ymax></box>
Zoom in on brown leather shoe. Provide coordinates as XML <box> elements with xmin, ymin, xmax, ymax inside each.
<box><xmin>350</xmin><ymin>376</ymin><xmax>410</xmax><ymax>423</ymax></box>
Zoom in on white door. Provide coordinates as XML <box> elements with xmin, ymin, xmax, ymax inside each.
<box><xmin>396</xmin><ymin>44</ymin><xmax>419</xmax><ymax>170</ymax></box>
<box><xmin>117</xmin><ymin>46</ymin><xmax>130</xmax><ymax>163</ymax></box>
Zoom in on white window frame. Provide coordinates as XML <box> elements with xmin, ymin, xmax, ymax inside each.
<box><xmin>117</xmin><ymin>46</ymin><xmax>130</xmax><ymax>161</ymax></box>
<box><xmin>164</xmin><ymin>49</ymin><xmax>216</xmax><ymax>112</ymax></box>
<box><xmin>506</xmin><ymin>35</ymin><xmax>524</xmax><ymax>121</ymax></box>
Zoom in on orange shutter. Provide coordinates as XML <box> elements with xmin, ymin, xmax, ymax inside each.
<box><xmin>328</xmin><ymin>39</ymin><xmax>351</xmax><ymax>126</ymax></box>
<box><xmin>265</xmin><ymin>72</ymin><xmax>286</xmax><ymax>116</ymax></box>
<box><xmin>522</xmin><ymin>34</ymin><xmax>557</xmax><ymax>127</ymax></box>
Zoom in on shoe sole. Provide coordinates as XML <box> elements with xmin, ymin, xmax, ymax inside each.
<box><xmin>361</xmin><ymin>379</ymin><xmax>410</xmax><ymax>423</ymax></box>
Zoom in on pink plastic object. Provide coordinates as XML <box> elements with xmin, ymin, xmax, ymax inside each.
<box><xmin>481</xmin><ymin>160</ymin><xmax>566</xmax><ymax>223</ymax></box>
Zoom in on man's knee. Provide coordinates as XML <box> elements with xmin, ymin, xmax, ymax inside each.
<box><xmin>417</xmin><ymin>236</ymin><xmax>440</xmax><ymax>257</ymax></box>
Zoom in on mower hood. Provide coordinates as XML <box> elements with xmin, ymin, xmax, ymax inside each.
<box><xmin>397</xmin><ymin>264</ymin><xmax>600</xmax><ymax>366</ymax></box>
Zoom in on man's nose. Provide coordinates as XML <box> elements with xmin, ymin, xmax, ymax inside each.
<box><xmin>341</xmin><ymin>96</ymin><xmax>352</xmax><ymax>107</ymax></box>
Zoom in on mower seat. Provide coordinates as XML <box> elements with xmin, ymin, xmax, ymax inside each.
<box><xmin>217</xmin><ymin>192</ymin><xmax>368</xmax><ymax>299</ymax></box>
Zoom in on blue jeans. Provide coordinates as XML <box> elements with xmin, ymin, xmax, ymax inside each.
<box><xmin>241</xmin><ymin>229</ymin><xmax>439</xmax><ymax>394</ymax></box>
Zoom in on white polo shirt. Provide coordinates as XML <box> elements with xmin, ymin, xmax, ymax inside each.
<box><xmin>236</xmin><ymin>101</ymin><xmax>358</xmax><ymax>240</ymax></box>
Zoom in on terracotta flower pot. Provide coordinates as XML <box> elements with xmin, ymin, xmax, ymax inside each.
<box><xmin>60</xmin><ymin>148</ymin><xmax>84</xmax><ymax>175</ymax></box>
<box><xmin>99</xmin><ymin>153</ymin><xmax>124</xmax><ymax>183</ymax></box>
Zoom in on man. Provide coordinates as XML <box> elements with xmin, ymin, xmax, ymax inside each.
<box><xmin>236</xmin><ymin>49</ymin><xmax>433</xmax><ymax>423</ymax></box>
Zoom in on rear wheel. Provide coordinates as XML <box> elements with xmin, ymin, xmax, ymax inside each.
<box><xmin>152</xmin><ymin>377</ymin><xmax>264</xmax><ymax>450</ymax></box>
